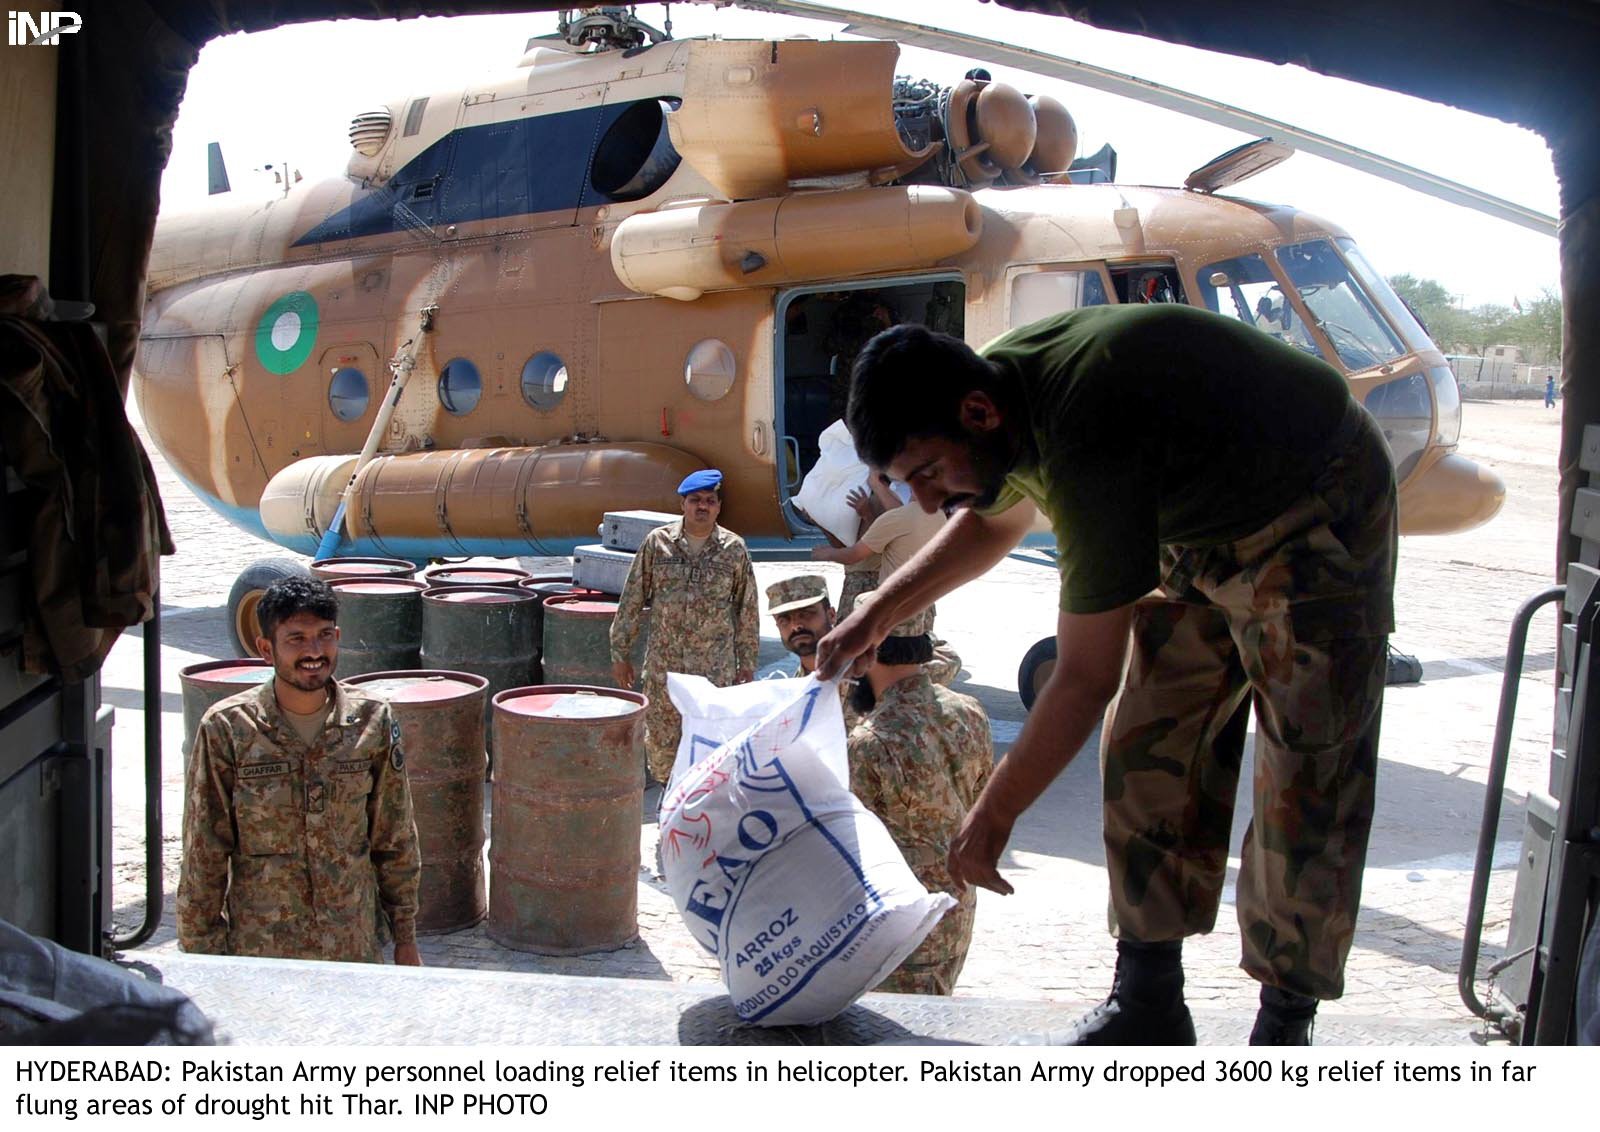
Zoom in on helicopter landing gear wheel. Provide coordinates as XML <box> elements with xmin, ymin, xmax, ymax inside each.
<box><xmin>1017</xmin><ymin>635</ymin><xmax>1057</xmax><ymax>712</ymax></box>
<box><xmin>226</xmin><ymin>558</ymin><xmax>310</xmax><ymax>657</ymax></box>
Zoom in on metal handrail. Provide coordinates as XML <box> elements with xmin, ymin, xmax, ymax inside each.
<box><xmin>107</xmin><ymin>597</ymin><xmax>161</xmax><ymax>950</ymax></box>
<box><xmin>1459</xmin><ymin>585</ymin><xmax>1565</xmax><ymax>1023</ymax></box>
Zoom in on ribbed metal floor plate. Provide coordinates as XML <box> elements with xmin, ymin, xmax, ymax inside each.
<box><xmin>129</xmin><ymin>953</ymin><xmax>1482</xmax><ymax>1046</ymax></box>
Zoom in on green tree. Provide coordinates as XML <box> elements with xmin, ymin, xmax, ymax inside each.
<box><xmin>1386</xmin><ymin>275</ymin><xmax>1562</xmax><ymax>361</ymax></box>
<box><xmin>1389</xmin><ymin>274</ymin><xmax>1472</xmax><ymax>352</ymax></box>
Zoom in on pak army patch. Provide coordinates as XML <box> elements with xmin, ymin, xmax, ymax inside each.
<box><xmin>390</xmin><ymin>720</ymin><xmax>405</xmax><ymax>771</ymax></box>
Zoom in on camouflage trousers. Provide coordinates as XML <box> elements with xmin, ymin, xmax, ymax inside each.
<box><xmin>642</xmin><ymin>662</ymin><xmax>739</xmax><ymax>784</ymax></box>
<box><xmin>839</xmin><ymin>567</ymin><xmax>880</xmax><ymax>619</ymax></box>
<box><xmin>878</xmin><ymin>886</ymin><xmax>976</xmax><ymax>995</ymax></box>
<box><xmin>1101</xmin><ymin>403</ymin><xmax>1397</xmax><ymax>1000</ymax></box>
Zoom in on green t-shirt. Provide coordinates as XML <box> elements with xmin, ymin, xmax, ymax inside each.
<box><xmin>979</xmin><ymin>304</ymin><xmax>1352</xmax><ymax>613</ymax></box>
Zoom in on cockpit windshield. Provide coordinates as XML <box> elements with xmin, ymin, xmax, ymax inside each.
<box><xmin>1277</xmin><ymin>238</ymin><xmax>1406</xmax><ymax>371</ymax></box>
<box><xmin>1336</xmin><ymin>239</ymin><xmax>1434</xmax><ymax>354</ymax></box>
<box><xmin>1195</xmin><ymin>252</ymin><xmax>1323</xmax><ymax>359</ymax></box>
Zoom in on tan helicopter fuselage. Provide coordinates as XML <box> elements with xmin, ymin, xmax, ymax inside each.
<box><xmin>134</xmin><ymin>36</ymin><xmax>1502</xmax><ymax>561</ymax></box>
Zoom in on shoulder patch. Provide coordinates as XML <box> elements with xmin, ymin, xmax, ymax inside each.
<box><xmin>390</xmin><ymin>720</ymin><xmax>404</xmax><ymax>771</ymax></box>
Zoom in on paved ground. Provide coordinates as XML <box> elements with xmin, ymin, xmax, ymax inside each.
<box><xmin>102</xmin><ymin>398</ymin><xmax>1565</xmax><ymax>1042</ymax></box>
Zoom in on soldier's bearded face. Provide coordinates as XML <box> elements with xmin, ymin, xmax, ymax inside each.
<box><xmin>774</xmin><ymin>603</ymin><xmax>834</xmax><ymax>658</ymax></box>
<box><xmin>260</xmin><ymin>612</ymin><xmax>340</xmax><ymax>692</ymax></box>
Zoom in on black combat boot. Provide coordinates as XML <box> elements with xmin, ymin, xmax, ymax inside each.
<box><xmin>1055</xmin><ymin>940</ymin><xmax>1196</xmax><ymax>1045</ymax></box>
<box><xmin>1249</xmin><ymin>985</ymin><xmax>1318</xmax><ymax>1045</ymax></box>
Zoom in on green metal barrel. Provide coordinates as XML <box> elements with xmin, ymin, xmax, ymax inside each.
<box><xmin>422</xmin><ymin>564</ymin><xmax>532</xmax><ymax>589</ymax></box>
<box><xmin>420</xmin><ymin>586</ymin><xmax>540</xmax><ymax>748</ymax></box>
<box><xmin>179</xmin><ymin>659</ymin><xmax>272</xmax><ymax>756</ymax></box>
<box><xmin>347</xmin><ymin>670</ymin><xmax>488</xmax><ymax>935</ymax></box>
<box><xmin>540</xmin><ymin>597</ymin><xmax>623</xmax><ymax>688</ymax></box>
<box><xmin>488</xmin><ymin>685</ymin><xmax>646</xmax><ymax>954</ymax></box>
<box><xmin>328</xmin><ymin>577</ymin><xmax>425</xmax><ymax>679</ymax></box>
<box><xmin>310</xmin><ymin>556</ymin><xmax>417</xmax><ymax>582</ymax></box>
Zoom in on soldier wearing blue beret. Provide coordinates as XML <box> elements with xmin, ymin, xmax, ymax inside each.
<box><xmin>611</xmin><ymin>468</ymin><xmax>760</xmax><ymax>784</ymax></box>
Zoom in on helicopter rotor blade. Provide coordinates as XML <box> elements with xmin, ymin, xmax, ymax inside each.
<box><xmin>713</xmin><ymin>0</ymin><xmax>1557</xmax><ymax>237</ymax></box>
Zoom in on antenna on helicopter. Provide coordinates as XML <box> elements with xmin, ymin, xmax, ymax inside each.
<box><xmin>254</xmin><ymin>161</ymin><xmax>301</xmax><ymax>198</ymax></box>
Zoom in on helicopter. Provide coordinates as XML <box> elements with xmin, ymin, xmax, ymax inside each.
<box><xmin>132</xmin><ymin>4</ymin><xmax>1512</xmax><ymax>655</ymax></box>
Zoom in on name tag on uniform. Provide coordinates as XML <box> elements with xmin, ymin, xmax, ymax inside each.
<box><xmin>238</xmin><ymin>761</ymin><xmax>289</xmax><ymax>780</ymax></box>
<box><xmin>334</xmin><ymin>759</ymin><xmax>369</xmax><ymax>775</ymax></box>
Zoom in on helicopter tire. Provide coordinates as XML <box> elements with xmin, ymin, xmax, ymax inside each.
<box><xmin>1017</xmin><ymin>635</ymin><xmax>1057</xmax><ymax>712</ymax></box>
<box><xmin>227</xmin><ymin>557</ymin><xmax>311</xmax><ymax>658</ymax></box>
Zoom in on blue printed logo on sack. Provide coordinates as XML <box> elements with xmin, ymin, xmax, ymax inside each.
<box><xmin>659</xmin><ymin>677</ymin><xmax>950</xmax><ymax>1027</ymax></box>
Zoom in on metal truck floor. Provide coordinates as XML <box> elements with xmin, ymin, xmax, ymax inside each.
<box><xmin>130</xmin><ymin>952</ymin><xmax>1487</xmax><ymax>1046</ymax></box>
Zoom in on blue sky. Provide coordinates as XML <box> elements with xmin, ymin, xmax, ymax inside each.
<box><xmin>159</xmin><ymin>2</ymin><xmax>1562</xmax><ymax>309</ymax></box>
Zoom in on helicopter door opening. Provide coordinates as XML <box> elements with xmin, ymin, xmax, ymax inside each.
<box><xmin>776</xmin><ymin>277</ymin><xmax>964</xmax><ymax>533</ymax></box>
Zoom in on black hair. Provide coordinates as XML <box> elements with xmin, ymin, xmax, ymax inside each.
<box><xmin>847</xmin><ymin>323</ymin><xmax>1007</xmax><ymax>468</ymax></box>
<box><xmin>875</xmin><ymin>634</ymin><xmax>934</xmax><ymax>666</ymax></box>
<box><xmin>256</xmin><ymin>576</ymin><xmax>339</xmax><ymax>640</ymax></box>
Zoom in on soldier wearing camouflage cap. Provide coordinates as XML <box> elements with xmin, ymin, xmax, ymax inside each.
<box><xmin>612</xmin><ymin>469</ymin><xmax>760</xmax><ymax>785</ymax></box>
<box><xmin>846</xmin><ymin>590</ymin><xmax>992</xmax><ymax>995</ymax></box>
<box><xmin>177</xmin><ymin>576</ymin><xmax>421</xmax><ymax>964</ymax></box>
<box><xmin>765</xmin><ymin>573</ymin><xmax>865</xmax><ymax>729</ymax></box>
<box><xmin>823</xmin><ymin>307</ymin><xmax>1397</xmax><ymax>1044</ymax></box>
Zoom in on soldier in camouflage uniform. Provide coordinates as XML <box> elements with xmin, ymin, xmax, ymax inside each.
<box><xmin>825</xmin><ymin>307</ymin><xmax>1398</xmax><ymax>1044</ymax></box>
<box><xmin>766</xmin><ymin>573</ymin><xmax>861</xmax><ymax>730</ymax></box>
<box><xmin>846</xmin><ymin>590</ymin><xmax>992</xmax><ymax>995</ymax></box>
<box><xmin>612</xmin><ymin>469</ymin><xmax>760</xmax><ymax>785</ymax></box>
<box><xmin>177</xmin><ymin>577</ymin><xmax>421</xmax><ymax>963</ymax></box>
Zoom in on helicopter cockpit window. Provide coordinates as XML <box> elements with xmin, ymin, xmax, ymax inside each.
<box><xmin>1108</xmin><ymin>262</ymin><xmax>1186</xmax><ymax>305</ymax></box>
<box><xmin>1337</xmin><ymin>239</ymin><xmax>1433</xmax><ymax>353</ymax></box>
<box><xmin>1196</xmin><ymin>253</ymin><xmax>1321</xmax><ymax>359</ymax></box>
<box><xmin>685</xmin><ymin>339</ymin><xmax>737</xmax><ymax>402</ymax></box>
<box><xmin>438</xmin><ymin>357</ymin><xmax>481</xmax><ymax>415</ymax></box>
<box><xmin>1362</xmin><ymin>373</ymin><xmax>1432</xmax><ymax>482</ymax></box>
<box><xmin>520</xmin><ymin>352</ymin><xmax>568</xmax><ymax>411</ymax></box>
<box><xmin>1277</xmin><ymin>238</ymin><xmax>1406</xmax><ymax>371</ymax></box>
<box><xmin>328</xmin><ymin>367</ymin><xmax>370</xmax><ymax>422</ymax></box>
<box><xmin>1009</xmin><ymin>268</ymin><xmax>1110</xmax><ymax>329</ymax></box>
<box><xmin>590</xmin><ymin>99</ymin><xmax>683</xmax><ymax>203</ymax></box>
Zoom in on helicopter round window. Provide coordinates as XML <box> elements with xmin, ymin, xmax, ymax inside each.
<box><xmin>520</xmin><ymin>352</ymin><xmax>569</xmax><ymax>411</ymax></box>
<box><xmin>437</xmin><ymin>358</ymin><xmax>481</xmax><ymax>415</ymax></box>
<box><xmin>328</xmin><ymin>367</ymin><xmax>370</xmax><ymax>422</ymax></box>
<box><xmin>685</xmin><ymin>339</ymin><xmax>736</xmax><ymax>402</ymax></box>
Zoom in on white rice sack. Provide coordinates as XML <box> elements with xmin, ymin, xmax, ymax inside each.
<box><xmin>661</xmin><ymin>674</ymin><xmax>953</xmax><ymax>1026</ymax></box>
<box><xmin>792</xmin><ymin>419</ymin><xmax>871</xmax><ymax>546</ymax></box>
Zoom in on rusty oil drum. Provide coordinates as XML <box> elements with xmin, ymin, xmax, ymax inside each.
<box><xmin>420</xmin><ymin>586</ymin><xmax>539</xmax><ymax>745</ymax></box>
<box><xmin>422</xmin><ymin>564</ymin><xmax>532</xmax><ymax>589</ymax></box>
<box><xmin>488</xmin><ymin>685</ymin><xmax>646</xmax><ymax>954</ymax></box>
<box><xmin>310</xmin><ymin>556</ymin><xmax>417</xmax><ymax>582</ymax></box>
<box><xmin>179</xmin><ymin>658</ymin><xmax>271</xmax><ymax>756</ymax></box>
<box><xmin>346</xmin><ymin>670</ymin><xmax>488</xmax><ymax>934</ymax></box>
<box><xmin>328</xmin><ymin>577</ymin><xmax>425</xmax><ymax>679</ymax></box>
<box><xmin>540</xmin><ymin>597</ymin><xmax>622</xmax><ymax>688</ymax></box>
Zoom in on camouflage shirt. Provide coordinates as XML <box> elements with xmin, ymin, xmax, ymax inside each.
<box><xmin>610</xmin><ymin>521</ymin><xmax>760</xmax><ymax>679</ymax></box>
<box><xmin>177</xmin><ymin>679</ymin><xmax>421</xmax><ymax>962</ymax></box>
<box><xmin>789</xmin><ymin>658</ymin><xmax>861</xmax><ymax>731</ymax></box>
<box><xmin>847</xmin><ymin>673</ymin><xmax>992</xmax><ymax>894</ymax></box>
